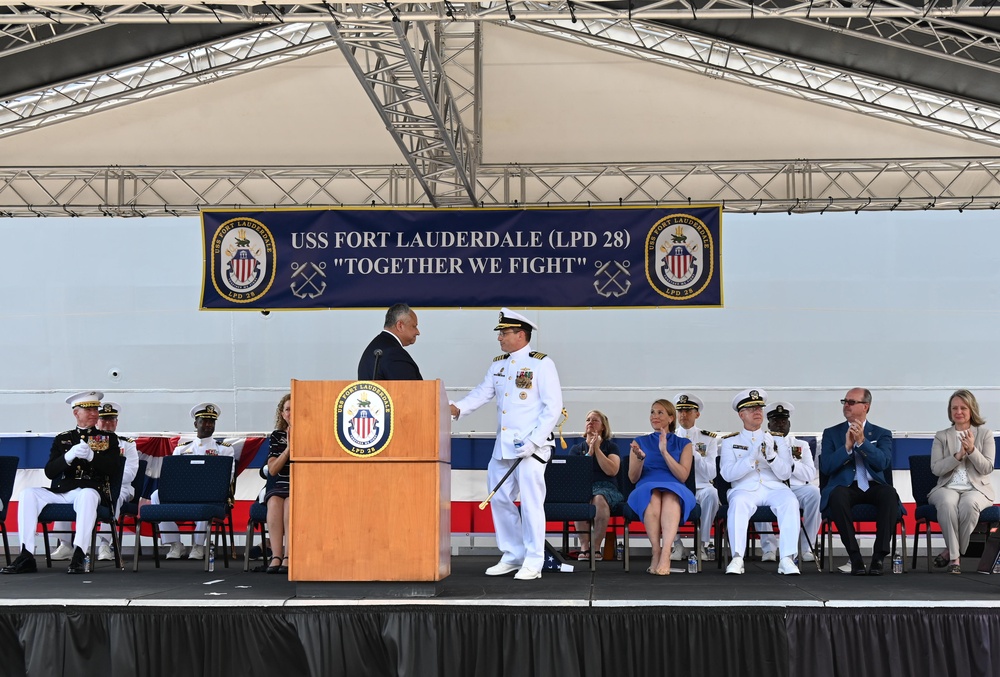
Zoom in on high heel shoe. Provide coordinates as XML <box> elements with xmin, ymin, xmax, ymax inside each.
<box><xmin>265</xmin><ymin>556</ymin><xmax>282</xmax><ymax>574</ymax></box>
<box><xmin>278</xmin><ymin>557</ymin><xmax>289</xmax><ymax>574</ymax></box>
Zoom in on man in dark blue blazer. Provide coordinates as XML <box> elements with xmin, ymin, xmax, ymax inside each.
<box><xmin>357</xmin><ymin>303</ymin><xmax>423</xmax><ymax>381</ymax></box>
<box><xmin>819</xmin><ymin>387</ymin><xmax>900</xmax><ymax>576</ymax></box>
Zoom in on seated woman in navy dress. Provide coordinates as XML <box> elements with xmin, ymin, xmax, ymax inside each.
<box><xmin>568</xmin><ymin>410</ymin><xmax>623</xmax><ymax>560</ymax></box>
<box><xmin>627</xmin><ymin>398</ymin><xmax>695</xmax><ymax>575</ymax></box>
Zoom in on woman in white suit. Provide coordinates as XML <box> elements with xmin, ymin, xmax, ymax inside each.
<box><xmin>928</xmin><ymin>389</ymin><xmax>996</xmax><ymax>574</ymax></box>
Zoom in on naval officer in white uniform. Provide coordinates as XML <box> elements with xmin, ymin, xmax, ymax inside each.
<box><xmin>450</xmin><ymin>309</ymin><xmax>564</xmax><ymax>581</ymax></box>
<box><xmin>672</xmin><ymin>393</ymin><xmax>720</xmax><ymax>561</ymax></box>
<box><xmin>720</xmin><ymin>389</ymin><xmax>800</xmax><ymax>575</ymax></box>
<box><xmin>754</xmin><ymin>401</ymin><xmax>821</xmax><ymax>562</ymax></box>
<box><xmin>147</xmin><ymin>403</ymin><xmax>233</xmax><ymax>560</ymax></box>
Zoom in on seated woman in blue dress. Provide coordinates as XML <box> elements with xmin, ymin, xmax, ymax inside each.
<box><xmin>627</xmin><ymin>398</ymin><xmax>696</xmax><ymax>575</ymax></box>
<box><xmin>569</xmin><ymin>410</ymin><xmax>623</xmax><ymax>560</ymax></box>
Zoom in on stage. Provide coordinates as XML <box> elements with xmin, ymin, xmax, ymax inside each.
<box><xmin>0</xmin><ymin>552</ymin><xmax>997</xmax><ymax>677</ymax></box>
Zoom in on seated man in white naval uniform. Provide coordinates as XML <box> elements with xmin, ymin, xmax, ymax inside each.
<box><xmin>754</xmin><ymin>402</ymin><xmax>821</xmax><ymax>563</ymax></box>
<box><xmin>449</xmin><ymin>308</ymin><xmax>563</xmax><ymax>581</ymax></box>
<box><xmin>671</xmin><ymin>393</ymin><xmax>720</xmax><ymax>561</ymax></box>
<box><xmin>720</xmin><ymin>389</ymin><xmax>800</xmax><ymax>575</ymax></box>
<box><xmin>146</xmin><ymin>403</ymin><xmax>233</xmax><ymax>560</ymax></box>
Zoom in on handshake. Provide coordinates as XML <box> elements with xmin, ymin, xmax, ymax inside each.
<box><xmin>63</xmin><ymin>440</ymin><xmax>94</xmax><ymax>464</ymax></box>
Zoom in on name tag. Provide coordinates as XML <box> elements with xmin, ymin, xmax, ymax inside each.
<box><xmin>734</xmin><ymin>445</ymin><xmax>749</xmax><ymax>450</ymax></box>
<box><xmin>191</xmin><ymin>459</ymin><xmax>206</xmax><ymax>465</ymax></box>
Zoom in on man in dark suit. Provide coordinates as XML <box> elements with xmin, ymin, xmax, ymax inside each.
<box><xmin>819</xmin><ymin>387</ymin><xmax>900</xmax><ymax>576</ymax></box>
<box><xmin>357</xmin><ymin>303</ymin><xmax>423</xmax><ymax>381</ymax></box>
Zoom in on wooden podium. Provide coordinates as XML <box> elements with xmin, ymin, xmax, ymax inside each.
<box><xmin>287</xmin><ymin>379</ymin><xmax>451</xmax><ymax>582</ymax></box>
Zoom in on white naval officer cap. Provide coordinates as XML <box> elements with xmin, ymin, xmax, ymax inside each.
<box><xmin>732</xmin><ymin>388</ymin><xmax>767</xmax><ymax>412</ymax></box>
<box><xmin>766</xmin><ymin>401</ymin><xmax>794</xmax><ymax>418</ymax></box>
<box><xmin>190</xmin><ymin>402</ymin><xmax>221</xmax><ymax>420</ymax></box>
<box><xmin>494</xmin><ymin>308</ymin><xmax>539</xmax><ymax>332</ymax></box>
<box><xmin>674</xmin><ymin>393</ymin><xmax>703</xmax><ymax>411</ymax></box>
<box><xmin>98</xmin><ymin>401</ymin><xmax>122</xmax><ymax>418</ymax></box>
<box><xmin>66</xmin><ymin>391</ymin><xmax>103</xmax><ymax>408</ymax></box>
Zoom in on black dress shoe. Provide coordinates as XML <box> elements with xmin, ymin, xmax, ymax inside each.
<box><xmin>851</xmin><ymin>562</ymin><xmax>867</xmax><ymax>576</ymax></box>
<box><xmin>1</xmin><ymin>549</ymin><xmax>37</xmax><ymax>574</ymax></box>
<box><xmin>868</xmin><ymin>558</ymin><xmax>884</xmax><ymax>576</ymax></box>
<box><xmin>67</xmin><ymin>547</ymin><xmax>88</xmax><ymax>574</ymax></box>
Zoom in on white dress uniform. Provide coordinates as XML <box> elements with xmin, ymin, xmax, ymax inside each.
<box><xmin>756</xmin><ymin>434</ymin><xmax>820</xmax><ymax>557</ymax></box>
<box><xmin>149</xmin><ymin>434</ymin><xmax>234</xmax><ymax>548</ymax></box>
<box><xmin>720</xmin><ymin>428</ymin><xmax>800</xmax><ymax>562</ymax></box>
<box><xmin>453</xmin><ymin>341</ymin><xmax>563</xmax><ymax>574</ymax></box>
<box><xmin>675</xmin><ymin>425</ymin><xmax>720</xmax><ymax>548</ymax></box>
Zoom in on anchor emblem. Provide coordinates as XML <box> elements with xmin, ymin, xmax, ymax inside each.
<box><xmin>290</xmin><ymin>262</ymin><xmax>327</xmax><ymax>299</ymax></box>
<box><xmin>593</xmin><ymin>260</ymin><xmax>631</xmax><ymax>298</ymax></box>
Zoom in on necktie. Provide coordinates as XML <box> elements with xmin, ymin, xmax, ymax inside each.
<box><xmin>855</xmin><ymin>446</ymin><xmax>871</xmax><ymax>491</ymax></box>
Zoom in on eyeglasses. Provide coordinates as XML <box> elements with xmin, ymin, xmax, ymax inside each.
<box><xmin>840</xmin><ymin>399</ymin><xmax>868</xmax><ymax>406</ymax></box>
<box><xmin>497</xmin><ymin>329</ymin><xmax>517</xmax><ymax>337</ymax></box>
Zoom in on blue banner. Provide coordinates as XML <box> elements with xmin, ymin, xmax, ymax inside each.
<box><xmin>199</xmin><ymin>206</ymin><xmax>722</xmax><ymax>309</ymax></box>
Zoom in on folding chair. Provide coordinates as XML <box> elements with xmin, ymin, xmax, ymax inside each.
<box><xmin>617</xmin><ymin>453</ymin><xmax>702</xmax><ymax>573</ymax></box>
<box><xmin>0</xmin><ymin>456</ymin><xmax>19</xmax><ymax>566</ymax></box>
<box><xmin>39</xmin><ymin>456</ymin><xmax>127</xmax><ymax>570</ymax></box>
<box><xmin>544</xmin><ymin>455</ymin><xmax>597</xmax><ymax>571</ymax></box>
<box><xmin>909</xmin><ymin>454</ymin><xmax>1000</xmax><ymax>572</ymax></box>
<box><xmin>819</xmin><ymin>459</ymin><xmax>907</xmax><ymax>573</ymax></box>
<box><xmin>133</xmin><ymin>455</ymin><xmax>233</xmax><ymax>572</ymax></box>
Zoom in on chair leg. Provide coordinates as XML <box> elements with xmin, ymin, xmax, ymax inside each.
<box><xmin>41</xmin><ymin>523</ymin><xmax>53</xmax><ymax>569</ymax></box>
<box><xmin>695</xmin><ymin>522</ymin><xmax>701</xmax><ymax>573</ymax></box>
<box><xmin>900</xmin><ymin>522</ymin><xmax>907</xmax><ymax>573</ymax></box>
<box><xmin>132</xmin><ymin>520</ymin><xmax>142</xmax><ymax>572</ymax></box>
<box><xmin>152</xmin><ymin>524</ymin><xmax>161</xmax><ymax>569</ymax></box>
<box><xmin>623</xmin><ymin>522</ymin><xmax>630</xmax><ymax>573</ymax></box>
<box><xmin>1</xmin><ymin>525</ymin><xmax>9</xmax><ymax>566</ymax></box>
<box><xmin>108</xmin><ymin>519</ymin><xmax>123</xmax><ymax>570</ymax></box>
<box><xmin>589</xmin><ymin>521</ymin><xmax>595</xmax><ymax>572</ymax></box>
<box><xmin>243</xmin><ymin>521</ymin><xmax>255</xmax><ymax>573</ymax></box>
<box><xmin>227</xmin><ymin>508</ymin><xmax>236</xmax><ymax>560</ymax></box>
<box><xmin>925</xmin><ymin>522</ymin><xmax>932</xmax><ymax>573</ymax></box>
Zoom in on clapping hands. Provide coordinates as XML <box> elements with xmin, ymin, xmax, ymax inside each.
<box><xmin>630</xmin><ymin>440</ymin><xmax>646</xmax><ymax>461</ymax></box>
<box><xmin>64</xmin><ymin>440</ymin><xmax>93</xmax><ymax>464</ymax></box>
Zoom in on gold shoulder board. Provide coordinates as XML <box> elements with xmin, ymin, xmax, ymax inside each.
<box><xmin>702</xmin><ymin>430</ymin><xmax>718</xmax><ymax>438</ymax></box>
<box><xmin>493</xmin><ymin>354</ymin><xmax>509</xmax><ymax>362</ymax></box>
<box><xmin>529</xmin><ymin>351</ymin><xmax>548</xmax><ymax>359</ymax></box>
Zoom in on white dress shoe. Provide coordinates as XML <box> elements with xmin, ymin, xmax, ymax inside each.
<box><xmin>97</xmin><ymin>543</ymin><xmax>115</xmax><ymax>561</ymax></box>
<box><xmin>800</xmin><ymin>550</ymin><xmax>816</xmax><ymax>562</ymax></box>
<box><xmin>513</xmin><ymin>566</ymin><xmax>542</xmax><ymax>581</ymax></box>
<box><xmin>485</xmin><ymin>561</ymin><xmax>521</xmax><ymax>576</ymax></box>
<box><xmin>50</xmin><ymin>543</ymin><xmax>74</xmax><ymax>561</ymax></box>
<box><xmin>761</xmin><ymin>550</ymin><xmax>777</xmax><ymax>562</ymax></box>
<box><xmin>838</xmin><ymin>562</ymin><xmax>853</xmax><ymax>574</ymax></box>
<box><xmin>670</xmin><ymin>543</ymin><xmax>686</xmax><ymax>561</ymax></box>
<box><xmin>778</xmin><ymin>556</ymin><xmax>801</xmax><ymax>575</ymax></box>
<box><xmin>188</xmin><ymin>544</ymin><xmax>206</xmax><ymax>561</ymax></box>
<box><xmin>165</xmin><ymin>542</ymin><xmax>186</xmax><ymax>560</ymax></box>
<box><xmin>726</xmin><ymin>555</ymin><xmax>745</xmax><ymax>575</ymax></box>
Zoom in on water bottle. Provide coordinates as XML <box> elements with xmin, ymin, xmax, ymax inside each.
<box><xmin>83</xmin><ymin>553</ymin><xmax>90</xmax><ymax>574</ymax></box>
<box><xmin>208</xmin><ymin>546</ymin><xmax>215</xmax><ymax>573</ymax></box>
<box><xmin>706</xmin><ymin>542</ymin><xmax>716</xmax><ymax>561</ymax></box>
<box><xmin>615</xmin><ymin>540</ymin><xmax>624</xmax><ymax>561</ymax></box>
<box><xmin>687</xmin><ymin>551</ymin><xmax>697</xmax><ymax>574</ymax></box>
<box><xmin>992</xmin><ymin>557</ymin><xmax>1000</xmax><ymax>575</ymax></box>
<box><xmin>892</xmin><ymin>553</ymin><xmax>903</xmax><ymax>574</ymax></box>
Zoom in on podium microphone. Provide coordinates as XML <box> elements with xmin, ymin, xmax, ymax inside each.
<box><xmin>371</xmin><ymin>349</ymin><xmax>383</xmax><ymax>380</ymax></box>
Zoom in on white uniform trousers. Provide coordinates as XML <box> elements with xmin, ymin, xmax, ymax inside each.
<box><xmin>488</xmin><ymin>454</ymin><xmax>548</xmax><ymax>571</ymax></box>
<box><xmin>755</xmin><ymin>484</ymin><xmax>821</xmax><ymax>555</ymax></box>
<box><xmin>18</xmin><ymin>487</ymin><xmax>100</xmax><ymax>554</ymax></box>
<box><xmin>728</xmin><ymin>485</ymin><xmax>800</xmax><ymax>559</ymax></box>
<box><xmin>148</xmin><ymin>489</ymin><xmax>207</xmax><ymax>546</ymax></box>
<box><xmin>54</xmin><ymin>487</ymin><xmax>134</xmax><ymax>546</ymax></box>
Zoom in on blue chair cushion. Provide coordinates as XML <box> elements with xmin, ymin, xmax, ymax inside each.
<box><xmin>914</xmin><ymin>504</ymin><xmax>937</xmax><ymax>521</ymax></box>
<box><xmin>38</xmin><ymin>504</ymin><xmax>77</xmax><ymax>523</ymax></box>
<box><xmin>140</xmin><ymin>505</ymin><xmax>226</xmax><ymax>522</ymax></box>
<box><xmin>249</xmin><ymin>501</ymin><xmax>268</xmax><ymax>523</ymax></box>
<box><xmin>980</xmin><ymin>506</ymin><xmax>1000</xmax><ymax>523</ymax></box>
<box><xmin>545</xmin><ymin>504</ymin><xmax>597</xmax><ymax>522</ymax></box>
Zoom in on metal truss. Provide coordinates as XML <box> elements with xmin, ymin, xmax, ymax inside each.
<box><xmin>6</xmin><ymin>1</ymin><xmax>1000</xmax><ymax>25</ymax></box>
<box><xmin>328</xmin><ymin>12</ymin><xmax>476</xmax><ymax>206</ymax></box>
<box><xmin>515</xmin><ymin>17</ymin><xmax>1000</xmax><ymax>144</ymax></box>
<box><xmin>0</xmin><ymin>23</ymin><xmax>342</xmax><ymax>137</ymax></box>
<box><xmin>2</xmin><ymin>159</ymin><xmax>999</xmax><ymax>216</ymax></box>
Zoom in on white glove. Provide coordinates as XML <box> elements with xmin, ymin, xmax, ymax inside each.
<box><xmin>515</xmin><ymin>439</ymin><xmax>538</xmax><ymax>459</ymax></box>
<box><xmin>64</xmin><ymin>441</ymin><xmax>90</xmax><ymax>464</ymax></box>
<box><xmin>79</xmin><ymin>444</ymin><xmax>94</xmax><ymax>462</ymax></box>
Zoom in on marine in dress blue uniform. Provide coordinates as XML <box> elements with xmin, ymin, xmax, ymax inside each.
<box><xmin>3</xmin><ymin>391</ymin><xmax>121</xmax><ymax>575</ymax></box>
<box><xmin>450</xmin><ymin>309</ymin><xmax>563</xmax><ymax>580</ymax></box>
<box><xmin>719</xmin><ymin>389</ymin><xmax>801</xmax><ymax>576</ymax></box>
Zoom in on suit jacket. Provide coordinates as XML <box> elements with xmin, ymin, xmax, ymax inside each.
<box><xmin>928</xmin><ymin>425</ymin><xmax>996</xmax><ymax>503</ymax></box>
<box><xmin>357</xmin><ymin>330</ymin><xmax>422</xmax><ymax>381</ymax></box>
<box><xmin>819</xmin><ymin>419</ymin><xmax>895</xmax><ymax>510</ymax></box>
